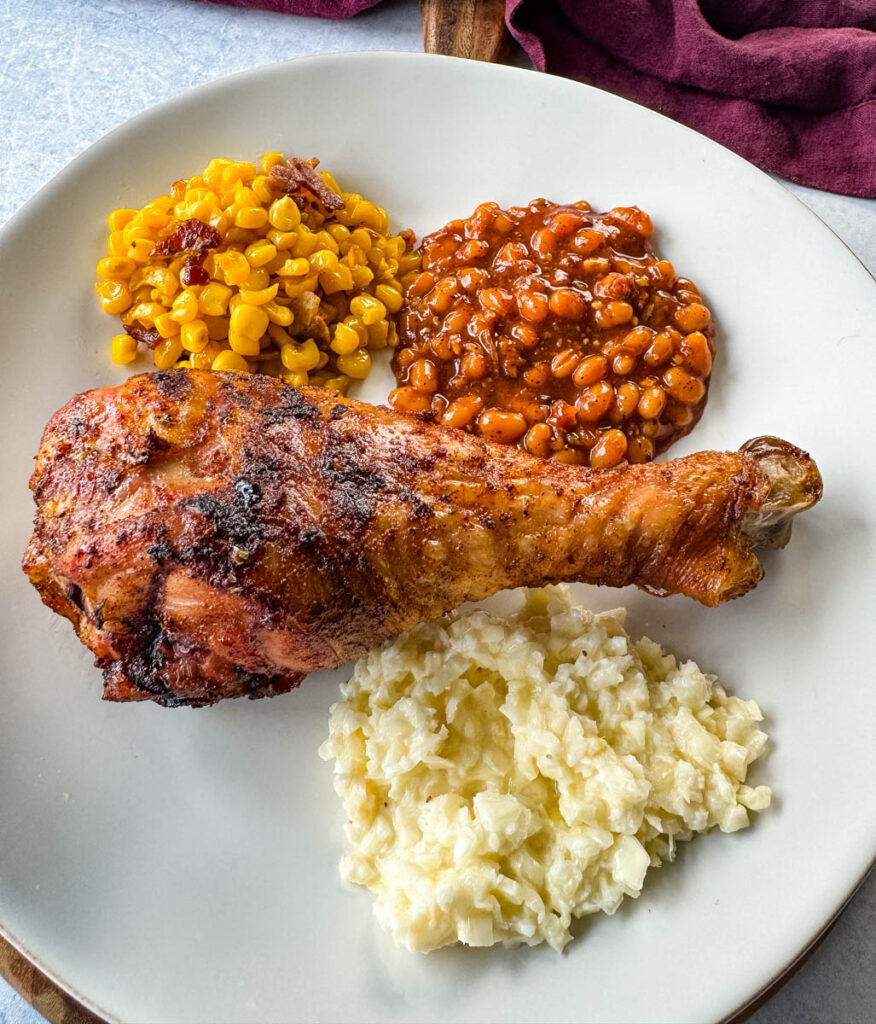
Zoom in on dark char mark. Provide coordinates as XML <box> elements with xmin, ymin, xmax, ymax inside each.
<box><xmin>408</xmin><ymin>493</ymin><xmax>434</xmax><ymax>520</ymax></box>
<box><xmin>144</xmin><ymin>427</ymin><xmax>171</xmax><ymax>453</ymax></box>
<box><xmin>179</xmin><ymin>544</ymin><xmax>217</xmax><ymax>563</ymax></box>
<box><xmin>239</xmin><ymin>453</ymin><xmax>281</xmax><ymax>482</ymax></box>
<box><xmin>263</xmin><ymin>388</ymin><xmax>321</xmax><ymax>422</ymax></box>
<box><xmin>148</xmin><ymin>541</ymin><xmax>176</xmax><ymax>566</ymax></box>
<box><xmin>154</xmin><ymin>370</ymin><xmax>193</xmax><ymax>399</ymax></box>
<box><xmin>117</xmin><ymin>618</ymin><xmax>170</xmax><ymax>697</ymax></box>
<box><xmin>131</xmin><ymin>427</ymin><xmax>172</xmax><ymax>467</ymax></box>
<box><xmin>318</xmin><ymin>441</ymin><xmax>385</xmax><ymax>527</ymax></box>
<box><xmin>189</xmin><ymin>477</ymin><xmax>264</xmax><ymax>550</ymax></box>
<box><xmin>398</xmin><ymin>451</ymin><xmax>435</xmax><ymax>474</ymax></box>
<box><xmin>234</xmin><ymin>477</ymin><xmax>261</xmax><ymax>506</ymax></box>
<box><xmin>62</xmin><ymin>580</ymin><xmax>85</xmax><ymax>611</ymax></box>
<box><xmin>233</xmin><ymin>665</ymin><xmax>286</xmax><ymax>693</ymax></box>
<box><xmin>104</xmin><ymin>470</ymin><xmax>124</xmax><ymax>493</ymax></box>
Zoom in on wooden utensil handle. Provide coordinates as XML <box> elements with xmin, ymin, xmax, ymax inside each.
<box><xmin>0</xmin><ymin>935</ymin><xmax>104</xmax><ymax>1024</ymax></box>
<box><xmin>421</xmin><ymin>0</ymin><xmax>510</xmax><ymax>63</ymax></box>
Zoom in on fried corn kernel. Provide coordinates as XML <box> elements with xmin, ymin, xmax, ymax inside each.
<box><xmin>245</xmin><ymin>239</ymin><xmax>277</xmax><ymax>267</ymax></box>
<box><xmin>127</xmin><ymin>238</ymin><xmax>154</xmax><ymax>264</ymax></box>
<box><xmin>96</xmin><ymin>280</ymin><xmax>132</xmax><ymax>315</ymax></box>
<box><xmin>169</xmin><ymin>289</ymin><xmax>199</xmax><ymax>324</ymax></box>
<box><xmin>97</xmin><ymin>152</ymin><xmax>420</xmax><ymax>384</ymax></box>
<box><xmin>343</xmin><ymin>315</ymin><xmax>369</xmax><ymax>345</ymax></box>
<box><xmin>235</xmin><ymin>206</ymin><xmax>269</xmax><ymax>230</ymax></box>
<box><xmin>349</xmin><ymin>294</ymin><xmax>386</xmax><ymax>325</ymax></box>
<box><xmin>154</xmin><ymin>312</ymin><xmax>181</xmax><ymax>339</ymax></box>
<box><xmin>368</xmin><ymin>320</ymin><xmax>389</xmax><ymax>348</ymax></box>
<box><xmin>320</xmin><ymin>265</ymin><xmax>355</xmax><ymax>295</ymax></box>
<box><xmin>323</xmin><ymin>375</ymin><xmax>350</xmax><ymax>394</ymax></box>
<box><xmin>107</xmin><ymin>230</ymin><xmax>127</xmax><ymax>256</ymax></box>
<box><xmin>331</xmin><ymin>322</ymin><xmax>361</xmax><ymax>355</ymax></box>
<box><xmin>268</xmin><ymin>196</ymin><xmax>301</xmax><ymax>232</ymax></box>
<box><xmin>281</xmin><ymin>339</ymin><xmax>321</xmax><ymax>372</ymax></box>
<box><xmin>310</xmin><ymin>249</ymin><xmax>338</xmax><ymax>273</ymax></box>
<box><xmin>327</xmin><ymin>223</ymin><xmax>351</xmax><ymax>246</ymax></box>
<box><xmin>337</xmin><ymin>349</ymin><xmax>372</xmax><ymax>379</ymax></box>
<box><xmin>213</xmin><ymin>250</ymin><xmax>251</xmax><ymax>286</ymax></box>
<box><xmin>198</xmin><ymin>281</ymin><xmax>233</xmax><ymax>317</ymax></box>
<box><xmin>191</xmin><ymin>340</ymin><xmax>222</xmax><ymax>369</ymax></box>
<box><xmin>350</xmin><ymin>265</ymin><xmax>375</xmax><ymax>290</ymax></box>
<box><xmin>264</xmin><ymin>300</ymin><xmax>293</xmax><ymax>327</ymax></box>
<box><xmin>268</xmin><ymin>322</ymin><xmax>290</xmax><ymax>346</ymax></box>
<box><xmin>259</xmin><ymin>151</ymin><xmax>285</xmax><ymax>174</ymax></box>
<box><xmin>132</xmin><ymin>266</ymin><xmax>178</xmax><ymax>304</ymax></box>
<box><xmin>229</xmin><ymin>303</ymin><xmax>269</xmax><ymax>356</ymax></box>
<box><xmin>111</xmin><ymin>333</ymin><xmax>138</xmax><ymax>365</ymax></box>
<box><xmin>238</xmin><ymin>283</ymin><xmax>279</xmax><ymax>306</ymax></box>
<box><xmin>181</xmin><ymin>319</ymin><xmax>209</xmax><ymax>353</ymax></box>
<box><xmin>375</xmin><ymin>283</ymin><xmax>403</xmax><ymax>313</ymax></box>
<box><xmin>277</xmin><ymin>256</ymin><xmax>310</xmax><ymax>277</ymax></box>
<box><xmin>125</xmin><ymin>301</ymin><xmax>165</xmax><ymax>326</ymax></box>
<box><xmin>204</xmin><ymin>316</ymin><xmax>229</xmax><ymax>341</ymax></box>
<box><xmin>153</xmin><ymin>337</ymin><xmax>184</xmax><ymax>370</ymax></box>
<box><xmin>108</xmin><ymin>209</ymin><xmax>137</xmax><ymax>231</ymax></box>
<box><xmin>97</xmin><ymin>256</ymin><xmax>137</xmax><ymax>280</ymax></box>
<box><xmin>283</xmin><ymin>273</ymin><xmax>319</xmax><ymax>299</ymax></box>
<box><xmin>212</xmin><ymin>349</ymin><xmax>249</xmax><ymax>373</ymax></box>
<box><xmin>292</xmin><ymin>230</ymin><xmax>319</xmax><ymax>258</ymax></box>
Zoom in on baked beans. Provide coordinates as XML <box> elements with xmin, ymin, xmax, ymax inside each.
<box><xmin>390</xmin><ymin>199</ymin><xmax>715</xmax><ymax>467</ymax></box>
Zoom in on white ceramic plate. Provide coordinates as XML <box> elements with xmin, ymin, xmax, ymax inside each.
<box><xmin>1</xmin><ymin>52</ymin><xmax>874</xmax><ymax>1024</ymax></box>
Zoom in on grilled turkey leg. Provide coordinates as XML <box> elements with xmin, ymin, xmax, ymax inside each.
<box><xmin>22</xmin><ymin>370</ymin><xmax>821</xmax><ymax>707</ymax></box>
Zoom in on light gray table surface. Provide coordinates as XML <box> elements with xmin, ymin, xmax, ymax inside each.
<box><xmin>1</xmin><ymin>1</ymin><xmax>873</xmax><ymax>1022</ymax></box>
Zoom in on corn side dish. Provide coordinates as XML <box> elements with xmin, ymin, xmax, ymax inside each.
<box><xmin>320</xmin><ymin>586</ymin><xmax>771</xmax><ymax>953</ymax></box>
<box><xmin>95</xmin><ymin>153</ymin><xmax>421</xmax><ymax>392</ymax></box>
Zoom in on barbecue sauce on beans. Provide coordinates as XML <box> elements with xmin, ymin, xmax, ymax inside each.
<box><xmin>390</xmin><ymin>199</ymin><xmax>715</xmax><ymax>467</ymax></box>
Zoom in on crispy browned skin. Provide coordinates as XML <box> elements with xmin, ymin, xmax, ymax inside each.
<box><xmin>22</xmin><ymin>370</ymin><xmax>822</xmax><ymax>707</ymax></box>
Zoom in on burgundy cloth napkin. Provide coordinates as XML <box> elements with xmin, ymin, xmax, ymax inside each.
<box><xmin>507</xmin><ymin>0</ymin><xmax>876</xmax><ymax>197</ymax></box>
<box><xmin>195</xmin><ymin>0</ymin><xmax>876</xmax><ymax>196</ymax></box>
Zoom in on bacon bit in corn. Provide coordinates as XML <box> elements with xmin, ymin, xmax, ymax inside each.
<box><xmin>150</xmin><ymin>218</ymin><xmax>222</xmax><ymax>257</ymax></box>
<box><xmin>267</xmin><ymin>156</ymin><xmax>344</xmax><ymax>213</ymax></box>
<box><xmin>180</xmin><ymin>255</ymin><xmax>210</xmax><ymax>287</ymax></box>
<box><xmin>124</xmin><ymin>323</ymin><xmax>161</xmax><ymax>349</ymax></box>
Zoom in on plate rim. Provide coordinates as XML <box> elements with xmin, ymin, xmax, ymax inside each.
<box><xmin>2</xmin><ymin>48</ymin><xmax>875</xmax><ymax>1024</ymax></box>
<box><xmin>2</xmin><ymin>48</ymin><xmax>875</xmax><ymax>285</ymax></box>
<box><xmin>0</xmin><ymin>923</ymin><xmax>116</xmax><ymax>1024</ymax></box>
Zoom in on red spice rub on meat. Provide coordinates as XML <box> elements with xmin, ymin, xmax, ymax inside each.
<box><xmin>22</xmin><ymin>370</ymin><xmax>821</xmax><ymax>707</ymax></box>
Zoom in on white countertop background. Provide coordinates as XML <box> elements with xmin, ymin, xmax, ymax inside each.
<box><xmin>0</xmin><ymin>1</ymin><xmax>873</xmax><ymax>1022</ymax></box>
